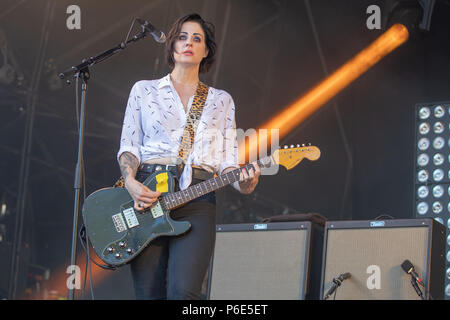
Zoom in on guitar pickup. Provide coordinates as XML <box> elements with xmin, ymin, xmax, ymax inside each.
<box><xmin>122</xmin><ymin>208</ymin><xmax>140</xmax><ymax>229</ymax></box>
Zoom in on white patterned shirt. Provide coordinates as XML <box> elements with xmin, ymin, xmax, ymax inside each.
<box><xmin>117</xmin><ymin>74</ymin><xmax>239</xmax><ymax>190</ymax></box>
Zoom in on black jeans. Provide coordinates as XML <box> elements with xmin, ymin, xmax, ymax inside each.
<box><xmin>130</xmin><ymin>171</ymin><xmax>216</xmax><ymax>300</ymax></box>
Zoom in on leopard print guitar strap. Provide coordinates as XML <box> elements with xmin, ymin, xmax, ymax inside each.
<box><xmin>177</xmin><ymin>81</ymin><xmax>209</xmax><ymax>173</ymax></box>
<box><xmin>114</xmin><ymin>81</ymin><xmax>209</xmax><ymax>188</ymax></box>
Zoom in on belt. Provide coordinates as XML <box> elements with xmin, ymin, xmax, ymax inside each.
<box><xmin>138</xmin><ymin>163</ymin><xmax>214</xmax><ymax>181</ymax></box>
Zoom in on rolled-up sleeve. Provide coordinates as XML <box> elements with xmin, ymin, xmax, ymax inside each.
<box><xmin>117</xmin><ymin>82</ymin><xmax>143</xmax><ymax>164</ymax></box>
<box><xmin>219</xmin><ymin>94</ymin><xmax>239</xmax><ymax>175</ymax></box>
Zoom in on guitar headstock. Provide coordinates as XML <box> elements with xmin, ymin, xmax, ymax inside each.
<box><xmin>272</xmin><ymin>144</ymin><xmax>321</xmax><ymax>170</ymax></box>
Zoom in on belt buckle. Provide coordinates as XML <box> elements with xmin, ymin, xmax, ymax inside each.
<box><xmin>155</xmin><ymin>164</ymin><xmax>174</xmax><ymax>172</ymax></box>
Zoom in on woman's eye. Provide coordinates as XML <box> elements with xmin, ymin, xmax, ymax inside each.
<box><xmin>194</xmin><ymin>36</ymin><xmax>201</xmax><ymax>42</ymax></box>
<box><xmin>178</xmin><ymin>35</ymin><xmax>187</xmax><ymax>40</ymax></box>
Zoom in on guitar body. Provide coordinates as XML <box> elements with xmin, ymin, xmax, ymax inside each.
<box><xmin>82</xmin><ymin>171</ymin><xmax>191</xmax><ymax>267</ymax></box>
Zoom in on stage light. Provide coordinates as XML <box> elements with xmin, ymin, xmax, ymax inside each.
<box><xmin>417</xmin><ymin>153</ymin><xmax>429</xmax><ymax>166</ymax></box>
<box><xmin>432</xmin><ymin>201</ymin><xmax>442</xmax><ymax>214</ymax></box>
<box><xmin>0</xmin><ymin>224</ymin><xmax>5</xmax><ymax>243</ymax></box>
<box><xmin>432</xmin><ymin>168</ymin><xmax>443</xmax><ymax>182</ymax></box>
<box><xmin>0</xmin><ymin>193</ymin><xmax>9</xmax><ymax>219</ymax></box>
<box><xmin>239</xmin><ymin>23</ymin><xmax>409</xmax><ymax>160</ymax></box>
<box><xmin>419</xmin><ymin>106</ymin><xmax>430</xmax><ymax>119</ymax></box>
<box><xmin>434</xmin><ymin>122</ymin><xmax>444</xmax><ymax>134</ymax></box>
<box><xmin>433</xmin><ymin>137</ymin><xmax>444</xmax><ymax>149</ymax></box>
<box><xmin>418</xmin><ymin>170</ymin><xmax>428</xmax><ymax>182</ymax></box>
<box><xmin>417</xmin><ymin>202</ymin><xmax>428</xmax><ymax>215</ymax></box>
<box><xmin>433</xmin><ymin>185</ymin><xmax>444</xmax><ymax>198</ymax></box>
<box><xmin>419</xmin><ymin>122</ymin><xmax>430</xmax><ymax>135</ymax></box>
<box><xmin>414</xmin><ymin>101</ymin><xmax>450</xmax><ymax>300</ymax></box>
<box><xmin>434</xmin><ymin>105</ymin><xmax>445</xmax><ymax>118</ymax></box>
<box><xmin>418</xmin><ymin>138</ymin><xmax>429</xmax><ymax>150</ymax></box>
<box><xmin>382</xmin><ymin>0</ymin><xmax>436</xmax><ymax>32</ymax></box>
<box><xmin>418</xmin><ymin>186</ymin><xmax>429</xmax><ymax>198</ymax></box>
<box><xmin>433</xmin><ymin>154</ymin><xmax>444</xmax><ymax>166</ymax></box>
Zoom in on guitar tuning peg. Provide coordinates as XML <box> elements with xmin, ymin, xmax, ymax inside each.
<box><xmin>302</xmin><ymin>144</ymin><xmax>305</xmax><ymax>147</ymax></box>
<box><xmin>308</xmin><ymin>143</ymin><xmax>311</xmax><ymax>146</ymax></box>
<box><xmin>284</xmin><ymin>145</ymin><xmax>288</xmax><ymax>149</ymax></box>
<box><xmin>290</xmin><ymin>144</ymin><xmax>294</xmax><ymax>148</ymax></box>
<box><xmin>297</xmin><ymin>144</ymin><xmax>300</xmax><ymax>148</ymax></box>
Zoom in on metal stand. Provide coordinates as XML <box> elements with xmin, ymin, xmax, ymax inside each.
<box><xmin>68</xmin><ymin>68</ymin><xmax>89</xmax><ymax>300</ymax></box>
<box><xmin>60</xmin><ymin>26</ymin><xmax>150</xmax><ymax>301</ymax></box>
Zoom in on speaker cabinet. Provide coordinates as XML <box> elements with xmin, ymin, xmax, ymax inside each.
<box><xmin>207</xmin><ymin>221</ymin><xmax>323</xmax><ymax>300</ymax></box>
<box><xmin>320</xmin><ymin>218</ymin><xmax>446</xmax><ymax>300</ymax></box>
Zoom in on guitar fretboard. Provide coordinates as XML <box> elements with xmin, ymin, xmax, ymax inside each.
<box><xmin>161</xmin><ymin>161</ymin><xmax>263</xmax><ymax>210</ymax></box>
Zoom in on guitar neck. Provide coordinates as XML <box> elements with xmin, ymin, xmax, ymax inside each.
<box><xmin>161</xmin><ymin>160</ymin><xmax>266</xmax><ymax>210</ymax></box>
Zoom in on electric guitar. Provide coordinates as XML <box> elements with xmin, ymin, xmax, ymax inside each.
<box><xmin>82</xmin><ymin>144</ymin><xmax>320</xmax><ymax>267</ymax></box>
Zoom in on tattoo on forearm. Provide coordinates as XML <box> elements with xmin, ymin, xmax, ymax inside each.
<box><xmin>119</xmin><ymin>152</ymin><xmax>139</xmax><ymax>182</ymax></box>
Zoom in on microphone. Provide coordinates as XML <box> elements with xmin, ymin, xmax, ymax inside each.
<box><xmin>323</xmin><ymin>272</ymin><xmax>351</xmax><ymax>300</ymax></box>
<box><xmin>136</xmin><ymin>18</ymin><xmax>166</xmax><ymax>43</ymax></box>
<box><xmin>401</xmin><ymin>260</ymin><xmax>424</xmax><ymax>287</ymax></box>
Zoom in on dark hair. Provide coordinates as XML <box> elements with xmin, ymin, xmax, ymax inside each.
<box><xmin>165</xmin><ymin>13</ymin><xmax>216</xmax><ymax>73</ymax></box>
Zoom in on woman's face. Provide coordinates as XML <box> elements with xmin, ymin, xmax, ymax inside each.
<box><xmin>173</xmin><ymin>21</ymin><xmax>209</xmax><ymax>69</ymax></box>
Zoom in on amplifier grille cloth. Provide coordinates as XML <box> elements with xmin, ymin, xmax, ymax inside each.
<box><xmin>323</xmin><ymin>227</ymin><xmax>428</xmax><ymax>300</ymax></box>
<box><xmin>210</xmin><ymin>229</ymin><xmax>308</xmax><ymax>300</ymax></box>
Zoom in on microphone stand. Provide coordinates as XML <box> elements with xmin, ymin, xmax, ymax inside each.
<box><xmin>323</xmin><ymin>277</ymin><xmax>344</xmax><ymax>300</ymax></box>
<box><xmin>59</xmin><ymin>28</ymin><xmax>148</xmax><ymax>80</ymax></box>
<box><xmin>60</xmin><ymin>27</ymin><xmax>150</xmax><ymax>301</ymax></box>
<box><xmin>323</xmin><ymin>273</ymin><xmax>351</xmax><ymax>300</ymax></box>
<box><xmin>410</xmin><ymin>277</ymin><xmax>425</xmax><ymax>300</ymax></box>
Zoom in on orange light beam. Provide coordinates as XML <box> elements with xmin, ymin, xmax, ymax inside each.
<box><xmin>241</xmin><ymin>23</ymin><xmax>409</xmax><ymax>160</ymax></box>
<box><xmin>38</xmin><ymin>250</ymin><xmax>113</xmax><ymax>300</ymax></box>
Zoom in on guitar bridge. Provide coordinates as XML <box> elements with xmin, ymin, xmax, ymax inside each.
<box><xmin>112</xmin><ymin>213</ymin><xmax>127</xmax><ymax>233</ymax></box>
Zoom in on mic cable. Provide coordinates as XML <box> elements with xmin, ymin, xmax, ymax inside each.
<box><xmin>410</xmin><ymin>277</ymin><xmax>425</xmax><ymax>300</ymax></box>
<box><xmin>323</xmin><ymin>272</ymin><xmax>351</xmax><ymax>300</ymax></box>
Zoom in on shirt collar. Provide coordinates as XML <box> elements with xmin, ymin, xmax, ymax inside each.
<box><xmin>157</xmin><ymin>73</ymin><xmax>172</xmax><ymax>89</ymax></box>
